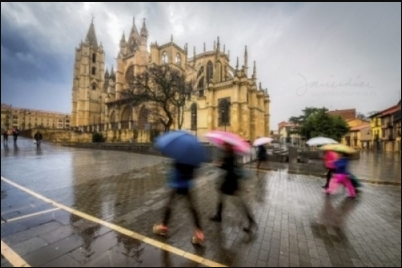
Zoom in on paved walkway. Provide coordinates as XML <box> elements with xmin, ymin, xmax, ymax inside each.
<box><xmin>1</xmin><ymin>138</ymin><xmax>401</xmax><ymax>267</ymax></box>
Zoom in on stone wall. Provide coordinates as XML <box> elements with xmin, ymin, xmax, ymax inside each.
<box><xmin>20</xmin><ymin>128</ymin><xmax>92</xmax><ymax>143</ymax></box>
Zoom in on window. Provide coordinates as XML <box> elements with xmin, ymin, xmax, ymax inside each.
<box><xmin>92</xmin><ymin>83</ymin><xmax>97</xmax><ymax>90</ymax></box>
<box><xmin>162</xmin><ymin>52</ymin><xmax>168</xmax><ymax>64</ymax></box>
<box><xmin>218</xmin><ymin>98</ymin><xmax>230</xmax><ymax>126</ymax></box>
<box><xmin>92</xmin><ymin>67</ymin><xmax>96</xmax><ymax>75</ymax></box>
<box><xmin>125</xmin><ymin>65</ymin><xmax>134</xmax><ymax>84</ymax></box>
<box><xmin>138</xmin><ymin>107</ymin><xmax>149</xmax><ymax>130</ymax></box>
<box><xmin>92</xmin><ymin>53</ymin><xmax>96</xmax><ymax>63</ymax></box>
<box><xmin>198</xmin><ymin>78</ymin><xmax>204</xmax><ymax>97</ymax></box>
<box><xmin>176</xmin><ymin>53</ymin><xmax>181</xmax><ymax>64</ymax></box>
<box><xmin>206</xmin><ymin>61</ymin><xmax>213</xmax><ymax>83</ymax></box>
<box><xmin>191</xmin><ymin>103</ymin><xmax>197</xmax><ymax>130</ymax></box>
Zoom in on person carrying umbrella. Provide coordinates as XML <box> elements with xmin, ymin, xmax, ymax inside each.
<box><xmin>153</xmin><ymin>131</ymin><xmax>205</xmax><ymax>245</ymax></box>
<box><xmin>325</xmin><ymin>152</ymin><xmax>356</xmax><ymax>199</ymax></box>
<box><xmin>210</xmin><ymin>142</ymin><xmax>257</xmax><ymax>233</ymax></box>
<box><xmin>253</xmin><ymin>137</ymin><xmax>272</xmax><ymax>174</ymax></box>
<box><xmin>322</xmin><ymin>150</ymin><xmax>339</xmax><ymax>189</ymax></box>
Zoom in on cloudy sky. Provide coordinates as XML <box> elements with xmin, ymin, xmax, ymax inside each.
<box><xmin>1</xmin><ymin>2</ymin><xmax>401</xmax><ymax>129</ymax></box>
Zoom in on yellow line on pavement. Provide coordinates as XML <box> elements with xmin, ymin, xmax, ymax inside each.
<box><xmin>2</xmin><ymin>208</ymin><xmax>60</xmax><ymax>224</ymax></box>
<box><xmin>1</xmin><ymin>176</ymin><xmax>227</xmax><ymax>267</ymax></box>
<box><xmin>1</xmin><ymin>240</ymin><xmax>31</xmax><ymax>267</ymax></box>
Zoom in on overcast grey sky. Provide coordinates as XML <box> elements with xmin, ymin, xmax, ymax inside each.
<box><xmin>1</xmin><ymin>2</ymin><xmax>401</xmax><ymax>129</ymax></box>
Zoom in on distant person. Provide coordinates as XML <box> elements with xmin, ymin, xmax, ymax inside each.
<box><xmin>34</xmin><ymin>130</ymin><xmax>43</xmax><ymax>147</ymax></box>
<box><xmin>3</xmin><ymin>130</ymin><xmax>8</xmax><ymax>142</ymax></box>
<box><xmin>256</xmin><ymin>144</ymin><xmax>267</xmax><ymax>174</ymax></box>
<box><xmin>12</xmin><ymin>128</ymin><xmax>19</xmax><ymax>143</ymax></box>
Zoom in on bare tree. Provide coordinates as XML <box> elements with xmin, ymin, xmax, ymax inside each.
<box><xmin>121</xmin><ymin>64</ymin><xmax>192</xmax><ymax>132</ymax></box>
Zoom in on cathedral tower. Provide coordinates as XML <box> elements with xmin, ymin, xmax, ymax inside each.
<box><xmin>71</xmin><ymin>19</ymin><xmax>105</xmax><ymax>127</ymax></box>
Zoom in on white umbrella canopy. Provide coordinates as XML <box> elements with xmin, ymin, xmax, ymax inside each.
<box><xmin>306</xmin><ymin>137</ymin><xmax>338</xmax><ymax>146</ymax></box>
<box><xmin>253</xmin><ymin>137</ymin><xmax>273</xmax><ymax>146</ymax></box>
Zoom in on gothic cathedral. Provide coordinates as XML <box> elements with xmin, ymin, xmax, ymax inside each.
<box><xmin>71</xmin><ymin>18</ymin><xmax>270</xmax><ymax>142</ymax></box>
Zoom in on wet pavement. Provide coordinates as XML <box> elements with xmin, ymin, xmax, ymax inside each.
<box><xmin>1</xmin><ymin>138</ymin><xmax>401</xmax><ymax>267</ymax></box>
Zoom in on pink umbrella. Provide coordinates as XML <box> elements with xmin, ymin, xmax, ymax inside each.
<box><xmin>205</xmin><ymin>131</ymin><xmax>251</xmax><ymax>155</ymax></box>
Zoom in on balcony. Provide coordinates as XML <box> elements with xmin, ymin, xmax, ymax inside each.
<box><xmin>382</xmin><ymin>121</ymin><xmax>393</xmax><ymax>128</ymax></box>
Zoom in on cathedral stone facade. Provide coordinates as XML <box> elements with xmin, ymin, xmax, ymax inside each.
<box><xmin>71</xmin><ymin>18</ymin><xmax>271</xmax><ymax>142</ymax></box>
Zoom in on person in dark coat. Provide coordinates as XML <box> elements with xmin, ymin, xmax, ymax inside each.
<box><xmin>210</xmin><ymin>143</ymin><xmax>256</xmax><ymax>232</ymax></box>
<box><xmin>256</xmin><ymin>144</ymin><xmax>267</xmax><ymax>174</ymax></box>
<box><xmin>3</xmin><ymin>130</ymin><xmax>8</xmax><ymax>142</ymax></box>
<box><xmin>34</xmin><ymin>131</ymin><xmax>43</xmax><ymax>147</ymax></box>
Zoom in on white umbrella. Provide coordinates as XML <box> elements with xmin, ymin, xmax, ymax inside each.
<box><xmin>253</xmin><ymin>137</ymin><xmax>273</xmax><ymax>146</ymax></box>
<box><xmin>306</xmin><ymin>137</ymin><xmax>338</xmax><ymax>146</ymax></box>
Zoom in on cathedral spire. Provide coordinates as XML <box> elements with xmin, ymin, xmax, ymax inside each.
<box><xmin>140</xmin><ymin>18</ymin><xmax>148</xmax><ymax>36</ymax></box>
<box><xmin>244</xmin><ymin>46</ymin><xmax>248</xmax><ymax>76</ymax></box>
<box><xmin>120</xmin><ymin>31</ymin><xmax>126</xmax><ymax>44</ymax></box>
<box><xmin>193</xmin><ymin>46</ymin><xmax>196</xmax><ymax>61</ymax></box>
<box><xmin>217</xmin><ymin>36</ymin><xmax>220</xmax><ymax>51</ymax></box>
<box><xmin>131</xmin><ymin>17</ymin><xmax>139</xmax><ymax>35</ymax></box>
<box><xmin>171</xmin><ymin>34</ymin><xmax>173</xmax><ymax>43</ymax></box>
<box><xmin>252</xmin><ymin>61</ymin><xmax>256</xmax><ymax>80</ymax></box>
<box><xmin>236</xmin><ymin>57</ymin><xmax>239</xmax><ymax>70</ymax></box>
<box><xmin>104</xmin><ymin>67</ymin><xmax>110</xmax><ymax>79</ymax></box>
<box><xmin>204</xmin><ymin>42</ymin><xmax>206</xmax><ymax>52</ymax></box>
<box><xmin>85</xmin><ymin>18</ymin><xmax>98</xmax><ymax>47</ymax></box>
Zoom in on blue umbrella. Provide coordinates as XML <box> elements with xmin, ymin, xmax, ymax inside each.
<box><xmin>155</xmin><ymin>131</ymin><xmax>206</xmax><ymax>166</ymax></box>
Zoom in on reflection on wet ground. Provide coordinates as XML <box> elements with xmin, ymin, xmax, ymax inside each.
<box><xmin>1</xmin><ymin>138</ymin><xmax>401</xmax><ymax>267</ymax></box>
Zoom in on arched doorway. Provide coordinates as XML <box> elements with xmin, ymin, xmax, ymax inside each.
<box><xmin>191</xmin><ymin>103</ymin><xmax>197</xmax><ymax>134</ymax></box>
<box><xmin>121</xmin><ymin>106</ymin><xmax>132</xmax><ymax>129</ymax></box>
<box><xmin>138</xmin><ymin>107</ymin><xmax>149</xmax><ymax>130</ymax></box>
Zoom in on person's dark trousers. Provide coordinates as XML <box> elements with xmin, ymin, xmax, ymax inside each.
<box><xmin>163</xmin><ymin>188</ymin><xmax>201</xmax><ymax>230</ymax></box>
<box><xmin>324</xmin><ymin>169</ymin><xmax>334</xmax><ymax>188</ymax></box>
<box><xmin>213</xmin><ymin>192</ymin><xmax>255</xmax><ymax>229</ymax></box>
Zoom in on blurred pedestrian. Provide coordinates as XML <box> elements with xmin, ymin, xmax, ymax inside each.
<box><xmin>326</xmin><ymin>153</ymin><xmax>356</xmax><ymax>198</ymax></box>
<box><xmin>256</xmin><ymin>144</ymin><xmax>267</xmax><ymax>174</ymax></box>
<box><xmin>3</xmin><ymin>130</ymin><xmax>8</xmax><ymax>142</ymax></box>
<box><xmin>12</xmin><ymin>128</ymin><xmax>19</xmax><ymax>143</ymax></box>
<box><xmin>153</xmin><ymin>162</ymin><xmax>204</xmax><ymax>245</ymax></box>
<box><xmin>322</xmin><ymin>150</ymin><xmax>339</xmax><ymax>189</ymax></box>
<box><xmin>34</xmin><ymin>130</ymin><xmax>43</xmax><ymax>147</ymax></box>
<box><xmin>210</xmin><ymin>143</ymin><xmax>257</xmax><ymax>233</ymax></box>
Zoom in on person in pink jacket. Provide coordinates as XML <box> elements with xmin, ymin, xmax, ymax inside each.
<box><xmin>326</xmin><ymin>154</ymin><xmax>356</xmax><ymax>198</ymax></box>
<box><xmin>323</xmin><ymin>150</ymin><xmax>338</xmax><ymax>189</ymax></box>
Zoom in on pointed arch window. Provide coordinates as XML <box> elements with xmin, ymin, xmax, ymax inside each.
<box><xmin>138</xmin><ymin>107</ymin><xmax>149</xmax><ymax>130</ymax></box>
<box><xmin>125</xmin><ymin>65</ymin><xmax>135</xmax><ymax>85</ymax></box>
<box><xmin>198</xmin><ymin>78</ymin><xmax>205</xmax><ymax>97</ymax></box>
<box><xmin>92</xmin><ymin>53</ymin><xmax>96</xmax><ymax>63</ymax></box>
<box><xmin>176</xmin><ymin>53</ymin><xmax>181</xmax><ymax>65</ymax></box>
<box><xmin>92</xmin><ymin>67</ymin><xmax>96</xmax><ymax>75</ymax></box>
<box><xmin>191</xmin><ymin>103</ymin><xmax>197</xmax><ymax>131</ymax></box>
<box><xmin>218</xmin><ymin>98</ymin><xmax>230</xmax><ymax>126</ymax></box>
<box><xmin>91</xmin><ymin>83</ymin><xmax>97</xmax><ymax>91</ymax></box>
<box><xmin>206</xmin><ymin>61</ymin><xmax>213</xmax><ymax>83</ymax></box>
<box><xmin>162</xmin><ymin>52</ymin><xmax>168</xmax><ymax>64</ymax></box>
